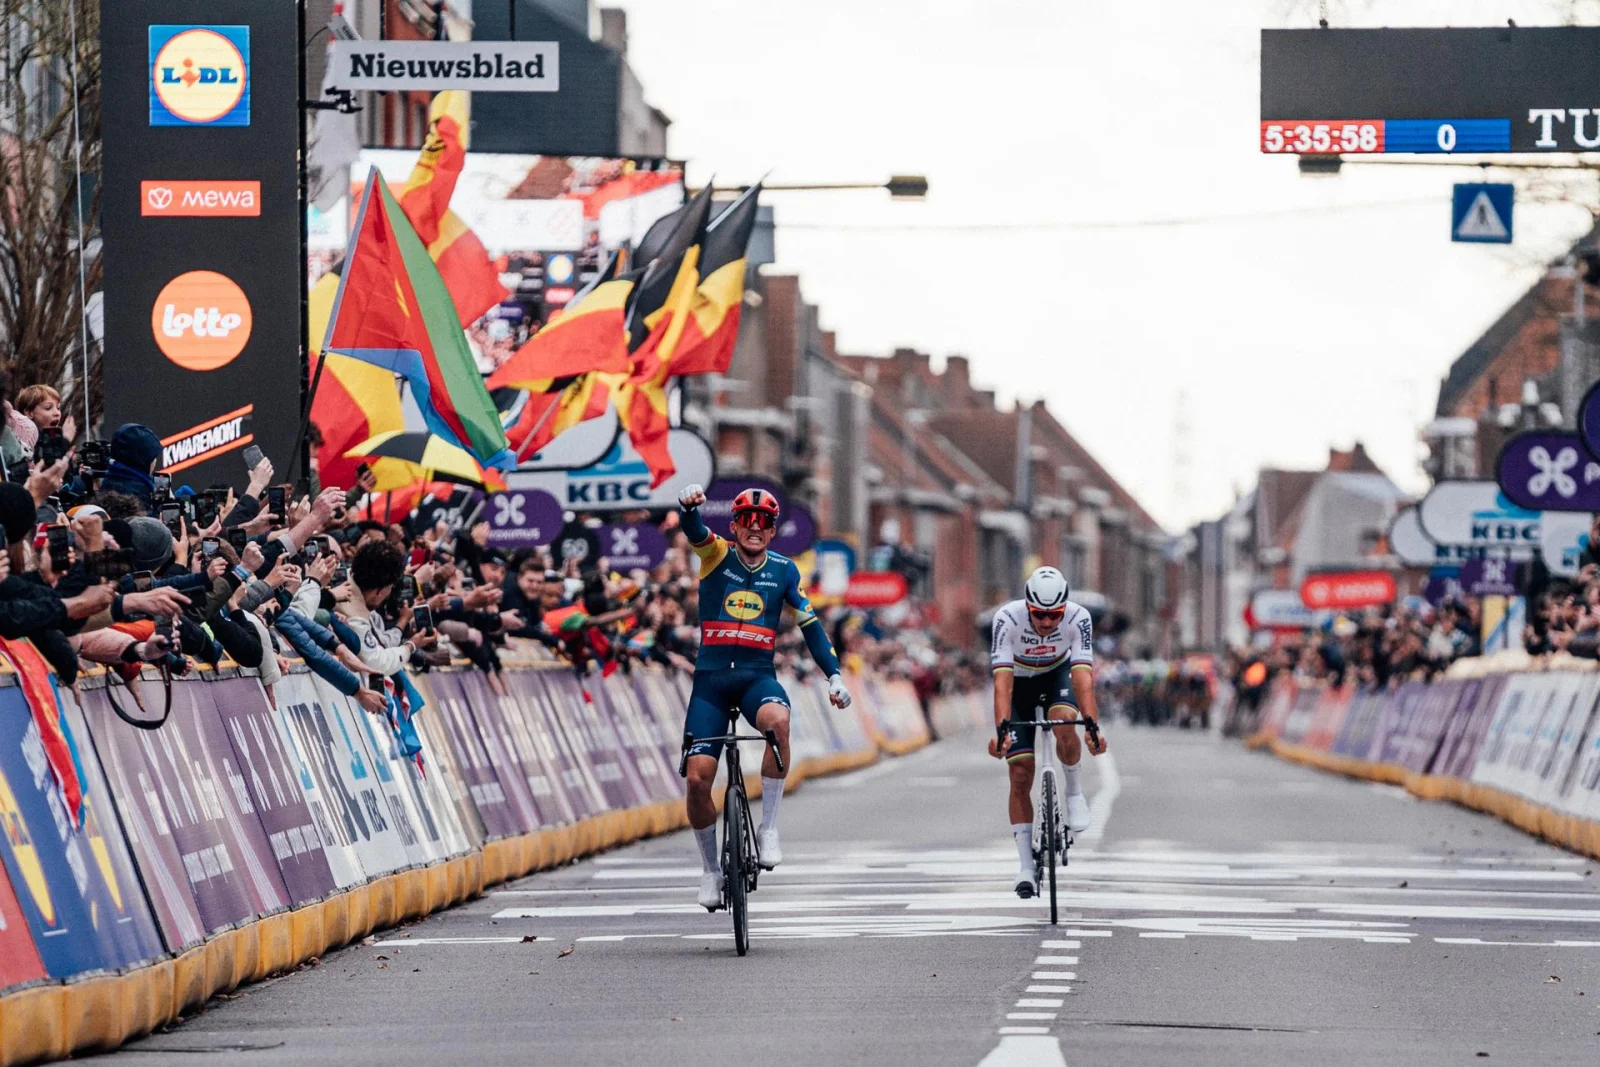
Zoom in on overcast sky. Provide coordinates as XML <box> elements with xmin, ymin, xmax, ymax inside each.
<box><xmin>617</xmin><ymin>0</ymin><xmax>1600</xmax><ymax>530</ymax></box>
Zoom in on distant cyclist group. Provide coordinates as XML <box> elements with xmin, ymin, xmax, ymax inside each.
<box><xmin>672</xmin><ymin>485</ymin><xmax>1107</xmax><ymax>917</ymax></box>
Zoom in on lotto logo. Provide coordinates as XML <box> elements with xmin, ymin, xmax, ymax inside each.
<box><xmin>149</xmin><ymin>25</ymin><xmax>250</xmax><ymax>127</ymax></box>
<box><xmin>150</xmin><ymin>271</ymin><xmax>252</xmax><ymax>371</ymax></box>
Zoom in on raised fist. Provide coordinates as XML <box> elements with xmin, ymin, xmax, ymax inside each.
<box><xmin>678</xmin><ymin>484</ymin><xmax>706</xmax><ymax>510</ymax></box>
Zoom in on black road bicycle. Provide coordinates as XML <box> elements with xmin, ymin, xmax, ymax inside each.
<box><xmin>679</xmin><ymin>716</ymin><xmax>785</xmax><ymax>956</ymax></box>
<box><xmin>998</xmin><ymin>714</ymin><xmax>1101</xmax><ymax>925</ymax></box>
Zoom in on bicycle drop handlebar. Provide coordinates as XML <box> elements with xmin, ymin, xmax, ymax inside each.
<box><xmin>678</xmin><ymin>728</ymin><xmax>786</xmax><ymax>777</ymax></box>
<box><xmin>997</xmin><ymin>716</ymin><xmax>1102</xmax><ymax>748</ymax></box>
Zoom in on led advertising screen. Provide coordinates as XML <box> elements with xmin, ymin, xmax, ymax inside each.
<box><xmin>100</xmin><ymin>2</ymin><xmax>303</xmax><ymax>485</ymax></box>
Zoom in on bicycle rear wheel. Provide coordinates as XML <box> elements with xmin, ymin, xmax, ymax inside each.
<box><xmin>1041</xmin><ymin>768</ymin><xmax>1059</xmax><ymax>926</ymax></box>
<box><xmin>724</xmin><ymin>781</ymin><xmax>749</xmax><ymax>955</ymax></box>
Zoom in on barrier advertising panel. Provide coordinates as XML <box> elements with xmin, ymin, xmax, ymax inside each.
<box><xmin>0</xmin><ymin>686</ymin><xmax>164</xmax><ymax>977</ymax></box>
<box><xmin>0</xmin><ymin>861</ymin><xmax>45</xmax><ymax>993</ymax></box>
<box><xmin>209</xmin><ymin>676</ymin><xmax>338</xmax><ymax>905</ymax></box>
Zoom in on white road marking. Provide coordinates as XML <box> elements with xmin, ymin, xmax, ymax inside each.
<box><xmin>1006</xmin><ymin>1012</ymin><xmax>1058</xmax><ymax>1020</ymax></box>
<box><xmin>1034</xmin><ymin>956</ymin><xmax>1077</xmax><ymax>964</ymax></box>
<box><xmin>1436</xmin><ymin>937</ymin><xmax>1600</xmax><ymax>947</ymax></box>
<box><xmin>1015</xmin><ymin>998</ymin><xmax>1064</xmax><ymax>1008</ymax></box>
<box><xmin>1139</xmin><ymin>932</ymin><xmax>1186</xmax><ymax>939</ymax></box>
<box><xmin>1032</xmin><ymin>972</ymin><xmax>1075</xmax><ymax>980</ymax></box>
<box><xmin>370</xmin><ymin>936</ymin><xmax>553</xmax><ymax>945</ymax></box>
<box><xmin>995</xmin><ymin>1027</ymin><xmax>1051</xmax><ymax>1036</ymax></box>
<box><xmin>1027</xmin><ymin>985</ymin><xmax>1071</xmax><ymax>993</ymax></box>
<box><xmin>979</xmin><ymin>1035</ymin><xmax>1067</xmax><ymax>1064</ymax></box>
<box><xmin>1039</xmin><ymin>940</ymin><xmax>1079</xmax><ymax>949</ymax></box>
<box><xmin>1077</xmin><ymin>750</ymin><xmax>1119</xmax><ymax>846</ymax></box>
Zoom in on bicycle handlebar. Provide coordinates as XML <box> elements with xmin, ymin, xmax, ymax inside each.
<box><xmin>997</xmin><ymin>716</ymin><xmax>1102</xmax><ymax>748</ymax></box>
<box><xmin>678</xmin><ymin>727</ymin><xmax>786</xmax><ymax>777</ymax></box>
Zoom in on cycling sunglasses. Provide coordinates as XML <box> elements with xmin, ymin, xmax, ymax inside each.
<box><xmin>732</xmin><ymin>510</ymin><xmax>777</xmax><ymax>532</ymax></box>
<box><xmin>1027</xmin><ymin>606</ymin><xmax>1066</xmax><ymax>624</ymax></box>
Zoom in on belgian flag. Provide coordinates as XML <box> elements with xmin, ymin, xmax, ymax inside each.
<box><xmin>669</xmin><ymin>183</ymin><xmax>761</xmax><ymax>377</ymax></box>
<box><xmin>615</xmin><ymin>186</ymin><xmax>715</xmax><ymax>487</ymax></box>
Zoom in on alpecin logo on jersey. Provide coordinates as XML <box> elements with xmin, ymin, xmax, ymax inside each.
<box><xmin>1077</xmin><ymin>618</ymin><xmax>1092</xmax><ymax>646</ymax></box>
<box><xmin>701</xmin><ymin>622</ymin><xmax>776</xmax><ymax>649</ymax></box>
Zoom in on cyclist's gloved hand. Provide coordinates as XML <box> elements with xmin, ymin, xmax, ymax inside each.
<box><xmin>678</xmin><ymin>483</ymin><xmax>706</xmax><ymax>510</ymax></box>
<box><xmin>827</xmin><ymin>673</ymin><xmax>852</xmax><ymax>709</ymax></box>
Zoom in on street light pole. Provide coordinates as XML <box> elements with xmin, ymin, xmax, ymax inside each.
<box><xmin>692</xmin><ymin>176</ymin><xmax>930</xmax><ymax>201</ymax></box>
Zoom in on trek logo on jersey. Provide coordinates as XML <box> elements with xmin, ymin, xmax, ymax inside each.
<box><xmin>700</xmin><ymin>622</ymin><xmax>775</xmax><ymax>649</ymax></box>
<box><xmin>150</xmin><ymin>25</ymin><xmax>251</xmax><ymax>127</ymax></box>
<box><xmin>723</xmin><ymin>590</ymin><xmax>765</xmax><ymax>621</ymax></box>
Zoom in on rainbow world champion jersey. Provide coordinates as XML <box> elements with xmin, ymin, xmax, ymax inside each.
<box><xmin>989</xmin><ymin>598</ymin><xmax>1094</xmax><ymax>679</ymax></box>
<box><xmin>681</xmin><ymin>507</ymin><xmax>839</xmax><ymax>675</ymax></box>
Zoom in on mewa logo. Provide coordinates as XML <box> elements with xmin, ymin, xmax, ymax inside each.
<box><xmin>149</xmin><ymin>25</ymin><xmax>250</xmax><ymax>127</ymax></box>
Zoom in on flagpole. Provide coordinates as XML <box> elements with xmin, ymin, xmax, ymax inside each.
<box><xmin>515</xmin><ymin>392</ymin><xmax>566</xmax><ymax>462</ymax></box>
<box><xmin>295</xmin><ymin>0</ymin><xmax>313</xmax><ymax>493</ymax></box>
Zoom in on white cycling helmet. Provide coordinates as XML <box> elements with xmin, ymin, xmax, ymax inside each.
<box><xmin>1024</xmin><ymin>566</ymin><xmax>1070</xmax><ymax>611</ymax></box>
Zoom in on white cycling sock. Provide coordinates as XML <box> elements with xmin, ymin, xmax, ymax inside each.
<box><xmin>1012</xmin><ymin>823</ymin><xmax>1033</xmax><ymax>870</ymax></box>
<box><xmin>1062</xmin><ymin>758</ymin><xmax>1083</xmax><ymax>797</ymax></box>
<box><xmin>694</xmin><ymin>825</ymin><xmax>721</xmax><ymax>875</ymax></box>
<box><xmin>760</xmin><ymin>777</ymin><xmax>785</xmax><ymax>832</ymax></box>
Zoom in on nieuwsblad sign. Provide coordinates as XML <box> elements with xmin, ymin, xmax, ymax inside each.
<box><xmin>329</xmin><ymin>41</ymin><xmax>559</xmax><ymax>92</ymax></box>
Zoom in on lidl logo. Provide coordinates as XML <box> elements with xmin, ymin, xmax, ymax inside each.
<box><xmin>723</xmin><ymin>589</ymin><xmax>765</xmax><ymax>621</ymax></box>
<box><xmin>149</xmin><ymin>25</ymin><xmax>250</xmax><ymax>127</ymax></box>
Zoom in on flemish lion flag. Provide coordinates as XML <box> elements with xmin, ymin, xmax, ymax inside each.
<box><xmin>324</xmin><ymin>168</ymin><xmax>513</xmax><ymax>470</ymax></box>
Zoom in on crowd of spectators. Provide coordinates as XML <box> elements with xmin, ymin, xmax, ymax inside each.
<box><xmin>0</xmin><ymin>393</ymin><xmax>968</xmax><ymax>732</ymax></box>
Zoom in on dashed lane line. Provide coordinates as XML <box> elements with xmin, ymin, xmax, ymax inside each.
<box><xmin>978</xmin><ymin>1035</ymin><xmax>1068</xmax><ymax>1066</ymax></box>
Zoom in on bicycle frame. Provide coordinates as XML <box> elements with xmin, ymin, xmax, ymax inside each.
<box><xmin>999</xmin><ymin>714</ymin><xmax>1100</xmax><ymax>923</ymax></box>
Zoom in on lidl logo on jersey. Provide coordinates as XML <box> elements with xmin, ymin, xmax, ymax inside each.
<box><xmin>149</xmin><ymin>25</ymin><xmax>250</xmax><ymax>127</ymax></box>
<box><xmin>723</xmin><ymin>590</ymin><xmax>765</xmax><ymax>621</ymax></box>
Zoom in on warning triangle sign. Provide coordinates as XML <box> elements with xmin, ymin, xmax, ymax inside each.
<box><xmin>1456</xmin><ymin>191</ymin><xmax>1509</xmax><ymax>240</ymax></box>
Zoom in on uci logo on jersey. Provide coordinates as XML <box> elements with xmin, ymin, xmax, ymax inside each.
<box><xmin>150</xmin><ymin>25</ymin><xmax>250</xmax><ymax>127</ymax></box>
<box><xmin>723</xmin><ymin>589</ymin><xmax>765</xmax><ymax>621</ymax></box>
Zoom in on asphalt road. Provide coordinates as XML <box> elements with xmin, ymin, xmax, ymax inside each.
<box><xmin>103</xmin><ymin>726</ymin><xmax>1600</xmax><ymax>1067</ymax></box>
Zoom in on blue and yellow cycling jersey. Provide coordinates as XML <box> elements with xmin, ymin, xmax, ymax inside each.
<box><xmin>680</xmin><ymin>505</ymin><xmax>841</xmax><ymax>677</ymax></box>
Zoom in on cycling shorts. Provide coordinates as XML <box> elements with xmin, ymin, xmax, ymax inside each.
<box><xmin>685</xmin><ymin>668</ymin><xmax>790</xmax><ymax>759</ymax></box>
<box><xmin>1003</xmin><ymin>663</ymin><xmax>1077</xmax><ymax>761</ymax></box>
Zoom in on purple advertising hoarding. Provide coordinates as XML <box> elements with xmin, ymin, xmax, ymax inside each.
<box><xmin>1497</xmin><ymin>430</ymin><xmax>1600</xmax><ymax>512</ymax></box>
<box><xmin>487</xmin><ymin>488</ymin><xmax>565</xmax><ymax>549</ymax></box>
<box><xmin>209</xmin><ymin>677</ymin><xmax>337</xmax><ymax>906</ymax></box>
<box><xmin>422</xmin><ymin>671</ymin><xmax>523</xmax><ymax>839</ymax></box>
<box><xmin>596</xmin><ymin>523</ymin><xmax>670</xmax><ymax>571</ymax></box>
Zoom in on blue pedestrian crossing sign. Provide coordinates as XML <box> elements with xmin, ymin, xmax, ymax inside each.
<box><xmin>1452</xmin><ymin>183</ymin><xmax>1513</xmax><ymax>243</ymax></box>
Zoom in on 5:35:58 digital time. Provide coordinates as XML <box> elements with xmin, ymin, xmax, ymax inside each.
<box><xmin>1260</xmin><ymin>121</ymin><xmax>1382</xmax><ymax>154</ymax></box>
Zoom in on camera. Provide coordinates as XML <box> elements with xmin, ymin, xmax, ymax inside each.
<box><xmin>77</xmin><ymin>439</ymin><xmax>111</xmax><ymax>474</ymax></box>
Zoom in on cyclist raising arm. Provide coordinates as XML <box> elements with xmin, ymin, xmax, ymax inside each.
<box><xmin>677</xmin><ymin>484</ymin><xmax>851</xmax><ymax>909</ymax></box>
<box><xmin>988</xmin><ymin>566</ymin><xmax>1108</xmax><ymax>897</ymax></box>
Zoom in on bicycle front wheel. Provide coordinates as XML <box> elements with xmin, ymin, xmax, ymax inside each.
<box><xmin>1041</xmin><ymin>768</ymin><xmax>1059</xmax><ymax>926</ymax></box>
<box><xmin>724</xmin><ymin>782</ymin><xmax>749</xmax><ymax>956</ymax></box>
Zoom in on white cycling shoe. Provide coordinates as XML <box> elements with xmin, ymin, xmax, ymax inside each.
<box><xmin>757</xmin><ymin>827</ymin><xmax>782</xmax><ymax>870</ymax></box>
<box><xmin>1014</xmin><ymin>865</ymin><xmax>1037</xmax><ymax>899</ymax></box>
<box><xmin>697</xmin><ymin>871</ymin><xmax>724</xmax><ymax>911</ymax></box>
<box><xmin>1066</xmin><ymin>792</ymin><xmax>1091</xmax><ymax>833</ymax></box>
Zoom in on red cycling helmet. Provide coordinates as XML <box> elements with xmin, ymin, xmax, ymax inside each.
<box><xmin>731</xmin><ymin>487</ymin><xmax>780</xmax><ymax>528</ymax></box>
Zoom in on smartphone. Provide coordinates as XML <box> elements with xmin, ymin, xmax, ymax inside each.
<box><xmin>46</xmin><ymin>525</ymin><xmax>70</xmax><ymax>567</ymax></box>
<box><xmin>153</xmin><ymin>473</ymin><xmax>172</xmax><ymax>496</ymax></box>
<box><xmin>36</xmin><ymin>431</ymin><xmax>69</xmax><ymax>467</ymax></box>
<box><xmin>333</xmin><ymin>563</ymin><xmax>349</xmax><ymax>586</ymax></box>
<box><xmin>155</xmin><ymin>614</ymin><xmax>174</xmax><ymax>643</ymax></box>
<box><xmin>226</xmin><ymin>527</ymin><xmax>249</xmax><ymax>553</ymax></box>
<box><xmin>411</xmin><ymin>605</ymin><xmax>435</xmax><ymax>632</ymax></box>
<box><xmin>242</xmin><ymin>445</ymin><xmax>264</xmax><ymax>471</ymax></box>
<box><xmin>202</xmin><ymin>537</ymin><xmax>220</xmax><ymax>559</ymax></box>
<box><xmin>84</xmin><ymin>548</ymin><xmax>133</xmax><ymax>581</ymax></box>
<box><xmin>132</xmin><ymin>570</ymin><xmax>154</xmax><ymax>593</ymax></box>
<box><xmin>367</xmin><ymin>673</ymin><xmax>384</xmax><ymax>692</ymax></box>
<box><xmin>264</xmin><ymin>486</ymin><xmax>286</xmax><ymax>517</ymax></box>
<box><xmin>159</xmin><ymin>503</ymin><xmax>184</xmax><ymax>538</ymax></box>
<box><xmin>408</xmin><ymin>545</ymin><xmax>429</xmax><ymax>568</ymax></box>
<box><xmin>301</xmin><ymin>543</ymin><xmax>321</xmax><ymax>566</ymax></box>
<box><xmin>398</xmin><ymin>575</ymin><xmax>419</xmax><ymax>602</ymax></box>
